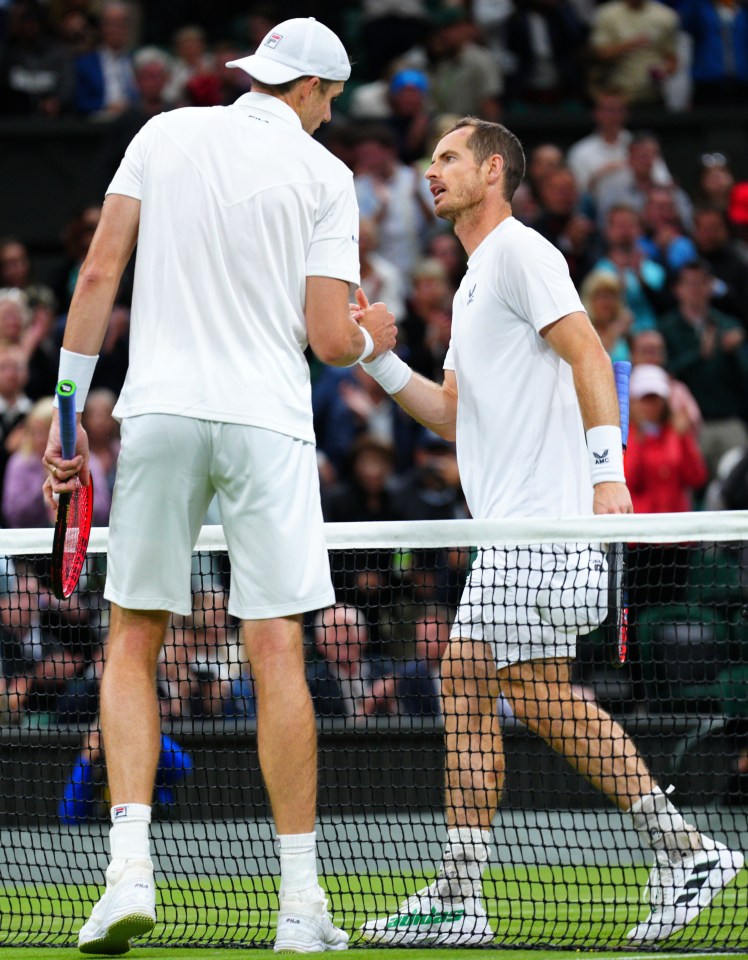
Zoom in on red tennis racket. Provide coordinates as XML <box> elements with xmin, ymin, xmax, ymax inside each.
<box><xmin>608</xmin><ymin>360</ymin><xmax>631</xmax><ymax>666</ymax></box>
<box><xmin>50</xmin><ymin>380</ymin><xmax>94</xmax><ymax>600</ymax></box>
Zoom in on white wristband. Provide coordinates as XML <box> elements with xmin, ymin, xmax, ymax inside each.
<box><xmin>343</xmin><ymin>326</ymin><xmax>374</xmax><ymax>366</ymax></box>
<box><xmin>359</xmin><ymin>350</ymin><xmax>412</xmax><ymax>395</ymax></box>
<box><xmin>54</xmin><ymin>348</ymin><xmax>99</xmax><ymax>413</ymax></box>
<box><xmin>587</xmin><ymin>425</ymin><xmax>625</xmax><ymax>485</ymax></box>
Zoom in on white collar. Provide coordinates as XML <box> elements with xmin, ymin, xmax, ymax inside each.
<box><xmin>234</xmin><ymin>92</ymin><xmax>302</xmax><ymax>130</ymax></box>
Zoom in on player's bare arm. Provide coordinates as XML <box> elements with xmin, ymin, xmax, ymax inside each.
<box><xmin>352</xmin><ymin>289</ymin><xmax>458</xmax><ymax>438</ymax></box>
<box><xmin>542</xmin><ymin>310</ymin><xmax>633</xmax><ymax>516</ymax></box>
<box><xmin>43</xmin><ymin>193</ymin><xmax>140</xmax><ymax>507</ymax></box>
<box><xmin>306</xmin><ymin>277</ymin><xmax>396</xmax><ymax>366</ymax></box>
<box><xmin>390</xmin><ymin>368</ymin><xmax>458</xmax><ymax>440</ymax></box>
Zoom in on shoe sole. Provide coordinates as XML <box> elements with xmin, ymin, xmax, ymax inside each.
<box><xmin>627</xmin><ymin>846</ymin><xmax>745</xmax><ymax>943</ymax></box>
<box><xmin>274</xmin><ymin>941</ymin><xmax>348</xmax><ymax>953</ymax></box>
<box><xmin>359</xmin><ymin>921</ymin><xmax>495</xmax><ymax>946</ymax></box>
<box><xmin>78</xmin><ymin>913</ymin><xmax>155</xmax><ymax>956</ymax></box>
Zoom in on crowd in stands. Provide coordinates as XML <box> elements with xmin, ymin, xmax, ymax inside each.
<box><xmin>0</xmin><ymin>1</ymin><xmax>747</xmax><ymax>806</ymax></box>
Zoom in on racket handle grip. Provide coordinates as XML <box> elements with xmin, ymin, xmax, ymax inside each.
<box><xmin>56</xmin><ymin>380</ymin><xmax>78</xmax><ymax>460</ymax></box>
<box><xmin>613</xmin><ymin>360</ymin><xmax>632</xmax><ymax>448</ymax></box>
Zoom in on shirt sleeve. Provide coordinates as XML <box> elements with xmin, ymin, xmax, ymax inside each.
<box><xmin>443</xmin><ymin>341</ymin><xmax>455</xmax><ymax>371</ymax></box>
<box><xmin>307</xmin><ymin>176</ymin><xmax>361</xmax><ymax>286</ymax></box>
<box><xmin>500</xmin><ymin>232</ymin><xmax>586</xmax><ymax>335</ymax></box>
<box><xmin>105</xmin><ymin>118</ymin><xmax>158</xmax><ymax>200</ymax></box>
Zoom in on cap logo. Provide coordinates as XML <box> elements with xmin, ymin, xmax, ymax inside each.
<box><xmin>265</xmin><ymin>32</ymin><xmax>282</xmax><ymax>49</ymax></box>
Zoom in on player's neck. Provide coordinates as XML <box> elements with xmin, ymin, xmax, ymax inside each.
<box><xmin>454</xmin><ymin>202</ymin><xmax>513</xmax><ymax>257</ymax></box>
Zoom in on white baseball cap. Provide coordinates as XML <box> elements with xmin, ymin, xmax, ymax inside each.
<box><xmin>630</xmin><ymin>363</ymin><xmax>671</xmax><ymax>400</ymax></box>
<box><xmin>227</xmin><ymin>17</ymin><xmax>350</xmax><ymax>85</ymax></box>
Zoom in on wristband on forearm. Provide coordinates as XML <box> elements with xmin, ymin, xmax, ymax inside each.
<box><xmin>359</xmin><ymin>350</ymin><xmax>412</xmax><ymax>395</ymax></box>
<box><xmin>54</xmin><ymin>348</ymin><xmax>99</xmax><ymax>412</ymax></box>
<box><xmin>343</xmin><ymin>327</ymin><xmax>374</xmax><ymax>366</ymax></box>
<box><xmin>586</xmin><ymin>425</ymin><xmax>625</xmax><ymax>484</ymax></box>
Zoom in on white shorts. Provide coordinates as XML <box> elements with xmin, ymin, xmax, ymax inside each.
<box><xmin>105</xmin><ymin>415</ymin><xmax>335</xmax><ymax>619</ymax></box>
<box><xmin>451</xmin><ymin>545</ymin><xmax>608</xmax><ymax>669</ymax></box>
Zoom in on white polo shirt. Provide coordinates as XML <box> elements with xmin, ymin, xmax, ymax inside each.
<box><xmin>106</xmin><ymin>93</ymin><xmax>361</xmax><ymax>443</ymax></box>
<box><xmin>444</xmin><ymin>217</ymin><xmax>592</xmax><ymax>520</ymax></box>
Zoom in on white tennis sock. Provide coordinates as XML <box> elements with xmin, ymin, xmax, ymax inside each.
<box><xmin>630</xmin><ymin>786</ymin><xmax>701</xmax><ymax>860</ymax></box>
<box><xmin>109</xmin><ymin>803</ymin><xmax>152</xmax><ymax>863</ymax></box>
<box><xmin>278</xmin><ymin>832</ymin><xmax>319</xmax><ymax>899</ymax></box>
<box><xmin>436</xmin><ymin>827</ymin><xmax>491</xmax><ymax>900</ymax></box>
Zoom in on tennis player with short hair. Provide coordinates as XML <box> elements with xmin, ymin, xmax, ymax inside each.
<box><xmin>357</xmin><ymin>117</ymin><xmax>743</xmax><ymax>946</ymax></box>
<box><xmin>43</xmin><ymin>17</ymin><xmax>396</xmax><ymax>955</ymax></box>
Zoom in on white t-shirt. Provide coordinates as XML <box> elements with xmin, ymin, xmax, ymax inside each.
<box><xmin>106</xmin><ymin>92</ymin><xmax>361</xmax><ymax>443</ymax></box>
<box><xmin>444</xmin><ymin>217</ymin><xmax>591</xmax><ymax>520</ymax></box>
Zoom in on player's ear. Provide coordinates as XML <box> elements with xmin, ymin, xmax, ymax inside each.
<box><xmin>486</xmin><ymin>153</ymin><xmax>504</xmax><ymax>185</ymax></box>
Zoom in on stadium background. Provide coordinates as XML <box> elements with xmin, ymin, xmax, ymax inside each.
<box><xmin>1</xmin><ymin>0</ymin><xmax>748</xmax><ymax>953</ymax></box>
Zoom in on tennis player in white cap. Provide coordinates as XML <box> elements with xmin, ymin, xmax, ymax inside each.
<box><xmin>44</xmin><ymin>16</ymin><xmax>396</xmax><ymax>955</ymax></box>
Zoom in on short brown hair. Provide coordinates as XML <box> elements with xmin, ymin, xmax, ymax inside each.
<box><xmin>250</xmin><ymin>75</ymin><xmax>336</xmax><ymax>96</ymax></box>
<box><xmin>446</xmin><ymin>117</ymin><xmax>526</xmax><ymax>201</ymax></box>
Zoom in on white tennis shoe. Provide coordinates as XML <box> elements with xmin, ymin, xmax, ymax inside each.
<box><xmin>274</xmin><ymin>888</ymin><xmax>349</xmax><ymax>953</ymax></box>
<box><xmin>359</xmin><ymin>880</ymin><xmax>494</xmax><ymax>946</ymax></box>
<box><xmin>78</xmin><ymin>858</ymin><xmax>156</xmax><ymax>955</ymax></box>
<box><xmin>627</xmin><ymin>840</ymin><xmax>744</xmax><ymax>943</ymax></box>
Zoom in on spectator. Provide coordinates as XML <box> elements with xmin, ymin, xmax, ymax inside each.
<box><xmin>678</xmin><ymin>0</ymin><xmax>748</xmax><ymax>106</ymax></box>
<box><xmin>81</xmin><ymin>388</ymin><xmax>119</xmax><ymax>494</ymax></box>
<box><xmin>354</xmin><ymin>124</ymin><xmax>435</xmax><ymax>277</ymax></box>
<box><xmin>0</xmin><ymin>569</ymin><xmax>96</xmax><ymax>724</ymax></box>
<box><xmin>349</xmin><ymin>69</ymin><xmax>433</xmax><ymax>165</ymax></box>
<box><xmin>95</xmin><ymin>46</ymin><xmax>172</xmax><ymax>194</ymax></box>
<box><xmin>728</xmin><ymin>182</ymin><xmax>748</xmax><ymax>256</ymax></box>
<box><xmin>593</xmin><ymin>204</ymin><xmax>668</xmax><ymax>332</ymax></box>
<box><xmin>639</xmin><ymin>185</ymin><xmax>698</xmax><ymax>275</ymax></box>
<box><xmin>2</xmin><ymin>396</ymin><xmax>110</xmax><ymax>527</ymax></box>
<box><xmin>0</xmin><ymin>0</ymin><xmax>74</xmax><ymax>117</ymax></box>
<box><xmin>393</xmin><ymin>431</ymin><xmax>468</xmax><ymax>607</ymax></box>
<box><xmin>511</xmin><ymin>142</ymin><xmax>564</xmax><ymax>225</ymax></box>
<box><xmin>56</xmin><ymin>204</ymin><xmax>101</xmax><ymax>309</ymax></box>
<box><xmin>160</xmin><ymin>590</ymin><xmax>242</xmax><ymax>719</ymax></box>
<box><xmin>659</xmin><ymin>259</ymin><xmax>748</xmax><ymax>477</ymax></box>
<box><xmin>89</xmin><ymin>304</ymin><xmax>129</xmax><ymax>395</ymax></box>
<box><xmin>55</xmin><ymin>8</ymin><xmax>98</xmax><ymax>57</ymax></box>
<box><xmin>0</xmin><ymin>345</ymin><xmax>32</xmax><ymax>513</ymax></box>
<box><xmin>74</xmin><ymin>0</ymin><xmax>137</xmax><ymax>117</ymax></box>
<box><xmin>322</xmin><ymin>436</ymin><xmax>404</xmax><ymax>615</ymax></box>
<box><xmin>504</xmin><ymin>0</ymin><xmax>587</xmax><ymax>106</ymax></box>
<box><xmin>307</xmin><ymin>604</ymin><xmax>396</xmax><ymax>721</ymax></box>
<box><xmin>579</xmin><ymin>269</ymin><xmax>632</xmax><ymax>362</ymax></box>
<box><xmin>425</xmin><ymin>231</ymin><xmax>466</xmax><ymax>292</ymax></box>
<box><xmin>532</xmin><ymin>167</ymin><xmax>599</xmax><ymax>285</ymax></box>
<box><xmin>313</xmin><ymin>365</ymin><xmax>420</xmax><ymax>476</ymax></box>
<box><xmin>359</xmin><ymin>218</ymin><xmax>406</xmax><ymax>325</ymax></box>
<box><xmin>630</xmin><ymin>328</ymin><xmax>703</xmax><ymax>435</ymax></box>
<box><xmin>400</xmin><ymin>8</ymin><xmax>503</xmax><ymax>120</ymax></box>
<box><xmin>692</xmin><ymin>206</ymin><xmax>748</xmax><ymax>330</ymax></box>
<box><xmin>396</xmin><ymin>609</ymin><xmax>451</xmax><ymax>716</ymax></box>
<box><xmin>588</xmin><ymin>0</ymin><xmax>679</xmax><ymax>105</ymax></box>
<box><xmin>0</xmin><ymin>238</ymin><xmax>56</xmax><ymax>312</ymax></box>
<box><xmin>162</xmin><ymin>25</ymin><xmax>212</xmax><ymax>107</ymax></box>
<box><xmin>695</xmin><ymin>152</ymin><xmax>736</xmax><ymax>213</ymax></box>
<box><xmin>400</xmin><ymin>258</ymin><xmax>453</xmax><ymax>380</ymax></box>
<box><xmin>625</xmin><ymin>363</ymin><xmax>708</xmax><ymax>513</ymax></box>
<box><xmin>567</xmin><ymin>89</ymin><xmax>632</xmax><ymax>197</ymax></box>
<box><xmin>596</xmin><ymin>131</ymin><xmax>692</xmax><ymax>229</ymax></box>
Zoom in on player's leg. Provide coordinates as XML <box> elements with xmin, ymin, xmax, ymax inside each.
<box><xmin>500</xmin><ymin>657</ymin><xmax>744</xmax><ymax>942</ymax></box>
<box><xmin>79</xmin><ymin>414</ymin><xmax>214</xmax><ymax>955</ymax></box>
<box><xmin>216</xmin><ymin>423</ymin><xmax>346</xmax><ymax>952</ymax></box>
<box><xmin>360</xmin><ymin>550</ymin><xmax>509</xmax><ymax>947</ymax></box>
<box><xmin>242</xmin><ymin>615</ymin><xmax>316</xmax><ymax>835</ymax></box>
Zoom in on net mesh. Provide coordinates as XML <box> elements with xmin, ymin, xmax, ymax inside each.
<box><xmin>0</xmin><ymin>514</ymin><xmax>746</xmax><ymax>950</ymax></box>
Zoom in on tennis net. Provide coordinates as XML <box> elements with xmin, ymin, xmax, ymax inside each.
<box><xmin>0</xmin><ymin>512</ymin><xmax>746</xmax><ymax>950</ymax></box>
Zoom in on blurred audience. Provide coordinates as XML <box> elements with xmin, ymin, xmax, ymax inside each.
<box><xmin>588</xmin><ymin>0</ymin><xmax>679</xmax><ymax>105</ymax></box>
<box><xmin>659</xmin><ymin>259</ymin><xmax>748</xmax><ymax>477</ymax></box>
<box><xmin>580</xmin><ymin>269</ymin><xmax>632</xmax><ymax>362</ymax></box>
<box><xmin>74</xmin><ymin>0</ymin><xmax>138</xmax><ymax>117</ymax></box>
<box><xmin>625</xmin><ymin>363</ymin><xmax>708</xmax><ymax>513</ymax></box>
